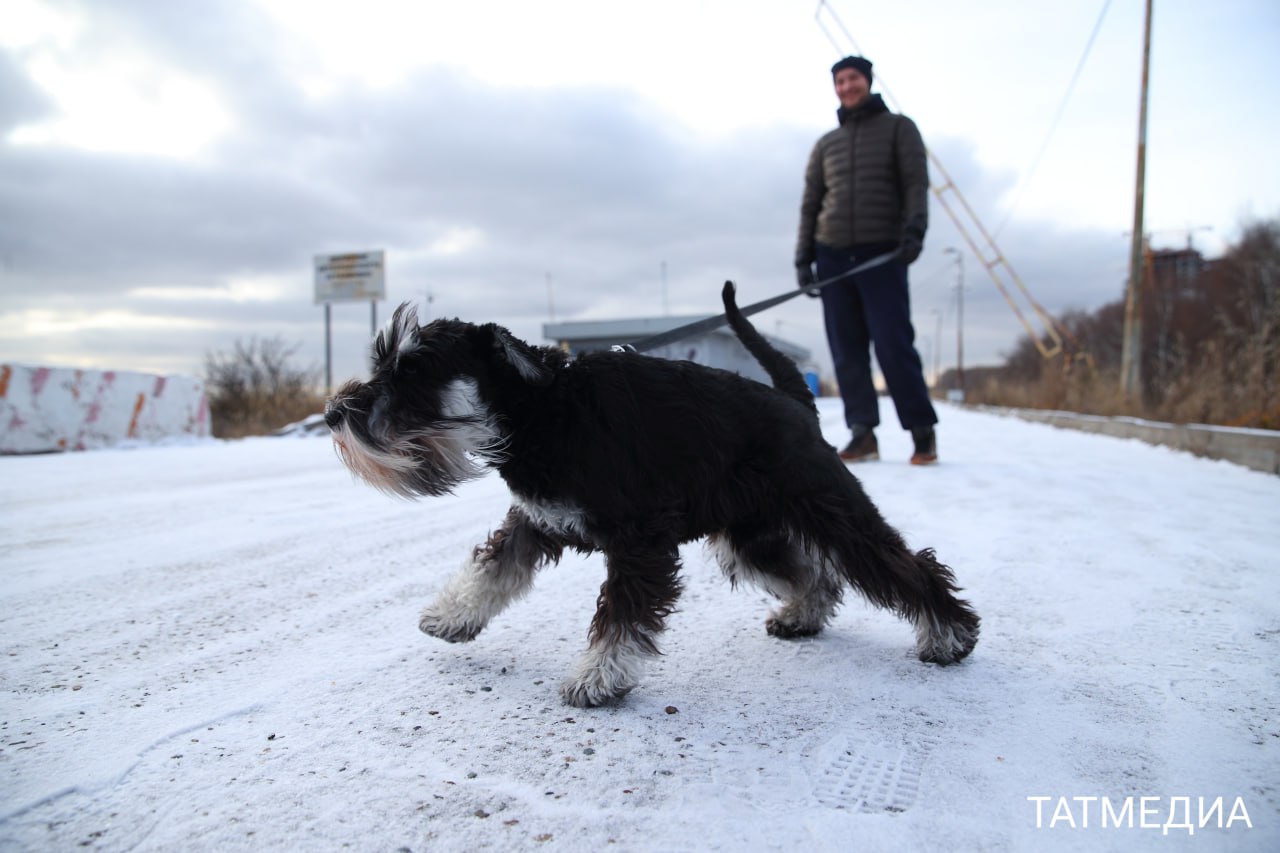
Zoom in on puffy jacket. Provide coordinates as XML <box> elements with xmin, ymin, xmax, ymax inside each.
<box><xmin>795</xmin><ymin>94</ymin><xmax>929</xmax><ymax>266</ymax></box>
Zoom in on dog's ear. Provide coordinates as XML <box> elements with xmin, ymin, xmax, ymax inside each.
<box><xmin>374</xmin><ymin>302</ymin><xmax>421</xmax><ymax>367</ymax></box>
<box><xmin>476</xmin><ymin>323</ymin><xmax>553</xmax><ymax>386</ymax></box>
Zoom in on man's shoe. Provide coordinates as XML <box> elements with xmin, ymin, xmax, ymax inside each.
<box><xmin>839</xmin><ymin>428</ymin><xmax>879</xmax><ymax>463</ymax></box>
<box><xmin>910</xmin><ymin>426</ymin><xmax>938</xmax><ymax>465</ymax></box>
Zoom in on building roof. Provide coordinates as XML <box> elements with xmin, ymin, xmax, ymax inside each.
<box><xmin>544</xmin><ymin>315</ymin><xmax>708</xmax><ymax>340</ymax></box>
<box><xmin>544</xmin><ymin>315</ymin><xmax>810</xmax><ymax>363</ymax></box>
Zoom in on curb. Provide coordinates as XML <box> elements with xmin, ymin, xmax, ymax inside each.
<box><xmin>975</xmin><ymin>405</ymin><xmax>1280</xmax><ymax>476</ymax></box>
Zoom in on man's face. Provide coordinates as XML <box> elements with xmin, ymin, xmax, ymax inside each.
<box><xmin>834</xmin><ymin>68</ymin><xmax>870</xmax><ymax>110</ymax></box>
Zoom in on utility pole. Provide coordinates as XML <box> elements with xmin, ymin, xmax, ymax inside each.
<box><xmin>661</xmin><ymin>260</ymin><xmax>669</xmax><ymax>316</ymax></box>
<box><xmin>1121</xmin><ymin>0</ymin><xmax>1153</xmax><ymax>399</ymax></box>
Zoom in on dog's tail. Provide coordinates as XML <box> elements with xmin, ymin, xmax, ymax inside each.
<box><xmin>722</xmin><ymin>281</ymin><xmax>817</xmax><ymax>416</ymax></box>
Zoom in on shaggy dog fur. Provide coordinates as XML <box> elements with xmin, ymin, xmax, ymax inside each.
<box><xmin>325</xmin><ymin>283</ymin><xmax>979</xmax><ymax>707</ymax></box>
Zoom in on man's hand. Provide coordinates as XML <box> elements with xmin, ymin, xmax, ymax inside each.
<box><xmin>900</xmin><ymin>229</ymin><xmax>925</xmax><ymax>265</ymax></box>
<box><xmin>796</xmin><ymin>264</ymin><xmax>820</xmax><ymax>298</ymax></box>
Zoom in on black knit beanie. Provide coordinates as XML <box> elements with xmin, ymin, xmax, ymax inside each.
<box><xmin>830</xmin><ymin>56</ymin><xmax>873</xmax><ymax>85</ymax></box>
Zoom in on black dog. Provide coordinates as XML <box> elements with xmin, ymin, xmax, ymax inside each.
<box><xmin>325</xmin><ymin>283</ymin><xmax>979</xmax><ymax>706</ymax></box>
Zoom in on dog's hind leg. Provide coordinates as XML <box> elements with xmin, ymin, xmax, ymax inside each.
<box><xmin>806</xmin><ymin>493</ymin><xmax>980</xmax><ymax>664</ymax></box>
<box><xmin>902</xmin><ymin>547</ymin><xmax>981</xmax><ymax>664</ymax></box>
<box><xmin>419</xmin><ymin>506</ymin><xmax>563</xmax><ymax>643</ymax></box>
<box><xmin>560</xmin><ymin>546</ymin><xmax>682</xmax><ymax>707</ymax></box>
<box><xmin>709</xmin><ymin>527</ymin><xmax>843</xmax><ymax>638</ymax></box>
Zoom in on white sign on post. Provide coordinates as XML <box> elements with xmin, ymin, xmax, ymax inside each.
<box><xmin>314</xmin><ymin>251</ymin><xmax>386</xmax><ymax>304</ymax></box>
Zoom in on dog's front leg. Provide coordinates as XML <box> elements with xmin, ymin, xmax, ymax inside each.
<box><xmin>420</xmin><ymin>507</ymin><xmax>563</xmax><ymax>643</ymax></box>
<box><xmin>561</xmin><ymin>546</ymin><xmax>683</xmax><ymax>707</ymax></box>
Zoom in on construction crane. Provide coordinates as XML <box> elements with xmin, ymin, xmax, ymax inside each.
<box><xmin>1141</xmin><ymin>226</ymin><xmax>1212</xmax><ymax>251</ymax></box>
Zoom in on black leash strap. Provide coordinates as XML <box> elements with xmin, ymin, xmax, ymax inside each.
<box><xmin>617</xmin><ymin>248</ymin><xmax>901</xmax><ymax>354</ymax></box>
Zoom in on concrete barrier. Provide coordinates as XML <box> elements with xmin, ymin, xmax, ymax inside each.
<box><xmin>979</xmin><ymin>405</ymin><xmax>1280</xmax><ymax>475</ymax></box>
<box><xmin>0</xmin><ymin>364</ymin><xmax>210</xmax><ymax>454</ymax></box>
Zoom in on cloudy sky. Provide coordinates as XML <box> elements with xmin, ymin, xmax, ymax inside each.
<box><xmin>2</xmin><ymin>0</ymin><xmax>1277</xmax><ymax>388</ymax></box>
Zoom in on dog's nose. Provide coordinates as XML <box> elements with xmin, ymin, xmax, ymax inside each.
<box><xmin>324</xmin><ymin>405</ymin><xmax>343</xmax><ymax>430</ymax></box>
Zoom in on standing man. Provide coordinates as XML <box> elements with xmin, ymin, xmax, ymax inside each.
<box><xmin>796</xmin><ymin>55</ymin><xmax>938</xmax><ymax>465</ymax></box>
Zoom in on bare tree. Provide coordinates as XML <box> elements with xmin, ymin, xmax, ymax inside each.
<box><xmin>969</xmin><ymin>216</ymin><xmax>1279</xmax><ymax>428</ymax></box>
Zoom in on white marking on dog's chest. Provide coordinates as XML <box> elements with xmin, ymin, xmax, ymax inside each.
<box><xmin>512</xmin><ymin>493</ymin><xmax>592</xmax><ymax>539</ymax></box>
<box><xmin>438</xmin><ymin>378</ymin><xmax>483</xmax><ymax>419</ymax></box>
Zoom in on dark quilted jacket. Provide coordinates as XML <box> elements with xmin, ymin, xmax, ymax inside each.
<box><xmin>795</xmin><ymin>94</ymin><xmax>929</xmax><ymax>265</ymax></box>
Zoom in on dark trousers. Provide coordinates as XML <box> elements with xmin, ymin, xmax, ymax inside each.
<box><xmin>816</xmin><ymin>242</ymin><xmax>938</xmax><ymax>431</ymax></box>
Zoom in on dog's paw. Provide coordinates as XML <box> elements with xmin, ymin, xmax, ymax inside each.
<box><xmin>914</xmin><ymin>611</ymin><xmax>980</xmax><ymax>664</ymax></box>
<box><xmin>559</xmin><ymin>674</ymin><xmax>633</xmax><ymax>708</ymax></box>
<box><xmin>559</xmin><ymin>638</ymin><xmax>648</xmax><ymax>707</ymax></box>
<box><xmin>418</xmin><ymin>606</ymin><xmax>482</xmax><ymax>643</ymax></box>
<box><xmin>765</xmin><ymin>613</ymin><xmax>825</xmax><ymax>639</ymax></box>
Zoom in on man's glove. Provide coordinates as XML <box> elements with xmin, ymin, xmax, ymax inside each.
<box><xmin>900</xmin><ymin>228</ymin><xmax>925</xmax><ymax>265</ymax></box>
<box><xmin>796</xmin><ymin>264</ymin><xmax>820</xmax><ymax>298</ymax></box>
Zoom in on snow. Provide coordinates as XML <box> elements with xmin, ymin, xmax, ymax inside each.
<box><xmin>2</xmin><ymin>398</ymin><xmax>1277</xmax><ymax>851</ymax></box>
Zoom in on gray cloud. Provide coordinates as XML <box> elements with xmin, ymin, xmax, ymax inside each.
<box><xmin>1</xmin><ymin>1</ymin><xmax>1133</xmax><ymax>387</ymax></box>
<box><xmin>0</xmin><ymin>51</ymin><xmax>53</xmax><ymax>133</ymax></box>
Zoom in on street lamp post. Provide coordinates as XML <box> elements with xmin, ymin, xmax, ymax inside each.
<box><xmin>944</xmin><ymin>248</ymin><xmax>965</xmax><ymax>401</ymax></box>
<box><xmin>930</xmin><ymin>308</ymin><xmax>943</xmax><ymax>390</ymax></box>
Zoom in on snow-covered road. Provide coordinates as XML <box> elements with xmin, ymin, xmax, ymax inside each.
<box><xmin>2</xmin><ymin>399</ymin><xmax>1276</xmax><ymax>851</ymax></box>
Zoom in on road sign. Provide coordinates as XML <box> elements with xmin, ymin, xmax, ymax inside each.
<box><xmin>314</xmin><ymin>251</ymin><xmax>385</xmax><ymax>304</ymax></box>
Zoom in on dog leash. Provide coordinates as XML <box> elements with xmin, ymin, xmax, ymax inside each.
<box><xmin>615</xmin><ymin>248</ymin><xmax>901</xmax><ymax>354</ymax></box>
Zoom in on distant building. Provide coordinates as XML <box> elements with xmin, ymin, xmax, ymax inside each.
<box><xmin>543</xmin><ymin>316</ymin><xmax>812</xmax><ymax>388</ymax></box>
<box><xmin>1150</xmin><ymin>247</ymin><xmax>1206</xmax><ymax>298</ymax></box>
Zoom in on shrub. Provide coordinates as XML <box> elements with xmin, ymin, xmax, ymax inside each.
<box><xmin>204</xmin><ymin>337</ymin><xmax>324</xmax><ymax>438</ymax></box>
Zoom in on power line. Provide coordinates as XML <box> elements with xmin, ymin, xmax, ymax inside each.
<box><xmin>993</xmin><ymin>0</ymin><xmax>1113</xmax><ymax>239</ymax></box>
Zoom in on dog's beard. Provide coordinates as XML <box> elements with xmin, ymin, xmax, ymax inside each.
<box><xmin>331</xmin><ymin>392</ymin><xmax>507</xmax><ymax>498</ymax></box>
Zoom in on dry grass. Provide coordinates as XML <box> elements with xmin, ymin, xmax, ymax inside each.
<box><xmin>210</xmin><ymin>388</ymin><xmax>328</xmax><ymax>439</ymax></box>
<box><xmin>966</xmin><ymin>332</ymin><xmax>1277</xmax><ymax>430</ymax></box>
<box><xmin>1158</xmin><ymin>336</ymin><xmax>1279</xmax><ymax>429</ymax></box>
